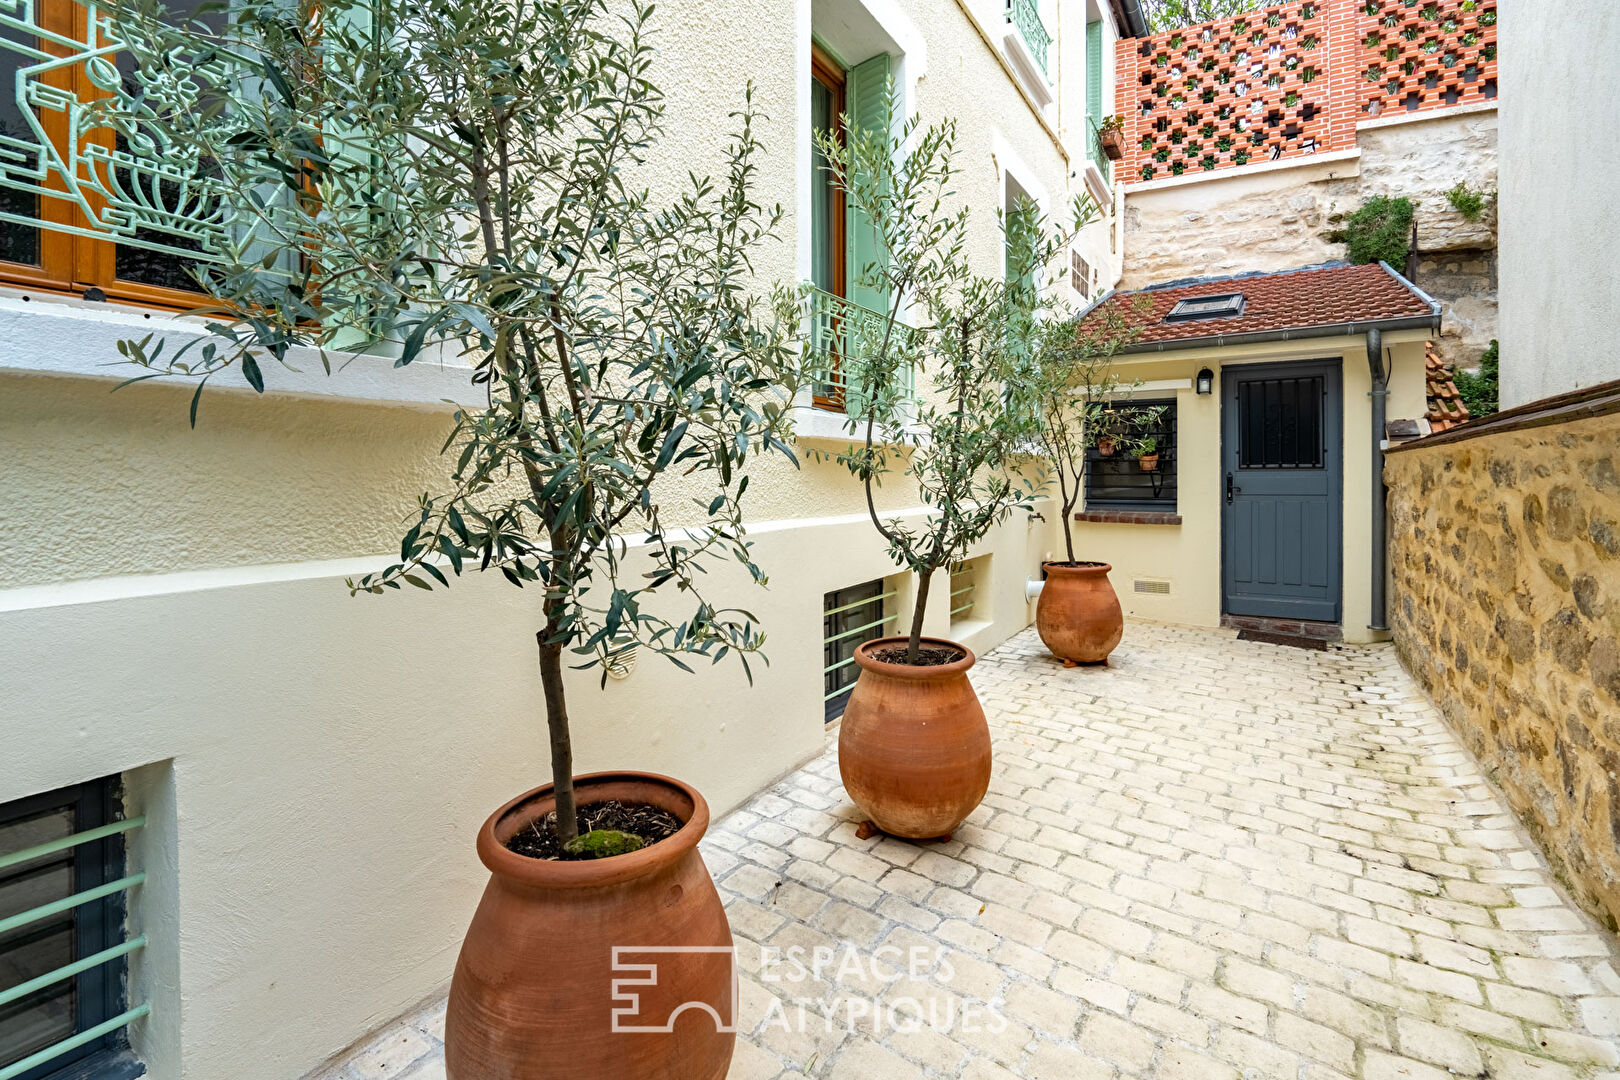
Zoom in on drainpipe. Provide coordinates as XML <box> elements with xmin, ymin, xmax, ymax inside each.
<box><xmin>1366</xmin><ymin>328</ymin><xmax>1389</xmax><ymax>633</ymax></box>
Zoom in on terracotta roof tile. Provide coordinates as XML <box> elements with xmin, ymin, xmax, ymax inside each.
<box><xmin>1083</xmin><ymin>262</ymin><xmax>1436</xmax><ymax>347</ymax></box>
<box><xmin>1425</xmin><ymin>341</ymin><xmax>1470</xmax><ymax>432</ymax></box>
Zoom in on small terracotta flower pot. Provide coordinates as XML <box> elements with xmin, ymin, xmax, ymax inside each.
<box><xmin>1099</xmin><ymin>127</ymin><xmax>1125</xmax><ymax>161</ymax></box>
<box><xmin>1138</xmin><ymin>453</ymin><xmax>1159</xmax><ymax>471</ymax></box>
<box><xmin>446</xmin><ymin>772</ymin><xmax>734</xmax><ymax>1080</ymax></box>
<box><xmin>837</xmin><ymin>636</ymin><xmax>992</xmax><ymax>840</ymax></box>
<box><xmin>1096</xmin><ymin>437</ymin><xmax>1116</xmax><ymax>457</ymax></box>
<box><xmin>1036</xmin><ymin>561</ymin><xmax>1124</xmax><ymax>665</ymax></box>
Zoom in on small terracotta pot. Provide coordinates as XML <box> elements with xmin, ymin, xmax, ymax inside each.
<box><xmin>837</xmin><ymin>636</ymin><xmax>992</xmax><ymax>839</ymax></box>
<box><xmin>446</xmin><ymin>772</ymin><xmax>734</xmax><ymax>1080</ymax></box>
<box><xmin>1096</xmin><ymin>437</ymin><xmax>1116</xmax><ymax>457</ymax></box>
<box><xmin>1138</xmin><ymin>453</ymin><xmax>1159</xmax><ymax>471</ymax></box>
<box><xmin>1036</xmin><ymin>562</ymin><xmax>1124</xmax><ymax>665</ymax></box>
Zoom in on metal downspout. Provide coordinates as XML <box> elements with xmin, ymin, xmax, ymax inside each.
<box><xmin>1366</xmin><ymin>328</ymin><xmax>1389</xmax><ymax>632</ymax></box>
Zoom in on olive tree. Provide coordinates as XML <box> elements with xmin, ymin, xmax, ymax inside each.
<box><xmin>110</xmin><ymin>0</ymin><xmax>801</xmax><ymax>846</ymax></box>
<box><xmin>811</xmin><ymin>103</ymin><xmax>1083</xmax><ymax>663</ymax></box>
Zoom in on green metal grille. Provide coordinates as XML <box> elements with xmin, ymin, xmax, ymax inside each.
<box><xmin>1007</xmin><ymin>0</ymin><xmax>1051</xmax><ymax>78</ymax></box>
<box><xmin>949</xmin><ymin>561</ymin><xmax>976</xmax><ymax>621</ymax></box>
<box><xmin>0</xmin><ymin>0</ymin><xmax>230</xmax><ymax>261</ymax></box>
<box><xmin>0</xmin><ymin>812</ymin><xmax>146</xmax><ymax>1080</ymax></box>
<box><xmin>1086</xmin><ymin>117</ymin><xmax>1113</xmax><ymax>185</ymax></box>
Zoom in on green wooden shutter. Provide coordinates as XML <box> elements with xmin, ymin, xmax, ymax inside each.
<box><xmin>1086</xmin><ymin>20</ymin><xmax>1103</xmax><ymax>134</ymax></box>
<box><xmin>845</xmin><ymin>51</ymin><xmax>891</xmax><ymax>319</ymax></box>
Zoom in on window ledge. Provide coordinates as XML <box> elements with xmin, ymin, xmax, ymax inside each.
<box><xmin>1075</xmin><ymin>510</ymin><xmax>1182</xmax><ymax>525</ymax></box>
<box><xmin>793</xmin><ymin>402</ymin><xmax>923</xmax><ymax>446</ymax></box>
<box><xmin>0</xmin><ymin>291</ymin><xmax>485</xmax><ymax>410</ymax></box>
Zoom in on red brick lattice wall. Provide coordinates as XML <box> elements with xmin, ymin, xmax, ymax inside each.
<box><xmin>1354</xmin><ymin>0</ymin><xmax>1498</xmax><ymax>119</ymax></box>
<box><xmin>1115</xmin><ymin>0</ymin><xmax>1497</xmax><ymax>185</ymax></box>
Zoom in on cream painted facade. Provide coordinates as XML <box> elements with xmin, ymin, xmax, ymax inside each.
<box><xmin>1498</xmin><ymin>0</ymin><xmax>1620</xmax><ymax>407</ymax></box>
<box><xmin>1069</xmin><ymin>332</ymin><xmax>1432</xmax><ymax>645</ymax></box>
<box><xmin>0</xmin><ymin>2</ymin><xmax>1124</xmax><ymax>1079</ymax></box>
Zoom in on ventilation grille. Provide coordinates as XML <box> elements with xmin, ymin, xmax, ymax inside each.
<box><xmin>1134</xmin><ymin>578</ymin><xmax>1171</xmax><ymax>595</ymax></box>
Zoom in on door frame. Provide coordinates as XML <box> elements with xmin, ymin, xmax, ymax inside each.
<box><xmin>1218</xmin><ymin>356</ymin><xmax>1345</xmax><ymax>624</ymax></box>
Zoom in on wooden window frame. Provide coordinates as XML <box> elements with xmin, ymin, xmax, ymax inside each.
<box><xmin>810</xmin><ymin>42</ymin><xmax>848</xmax><ymax>412</ymax></box>
<box><xmin>0</xmin><ymin>0</ymin><xmax>208</xmax><ymax>310</ymax></box>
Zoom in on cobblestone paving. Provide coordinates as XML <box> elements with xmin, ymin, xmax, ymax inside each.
<box><xmin>318</xmin><ymin>623</ymin><xmax>1620</xmax><ymax>1080</ymax></box>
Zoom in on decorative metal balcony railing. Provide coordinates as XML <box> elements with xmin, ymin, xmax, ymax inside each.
<box><xmin>0</xmin><ymin>0</ymin><xmax>230</xmax><ymax>262</ymax></box>
<box><xmin>1086</xmin><ymin>117</ymin><xmax>1113</xmax><ymax>185</ymax></box>
<box><xmin>1006</xmin><ymin>0</ymin><xmax>1051</xmax><ymax>79</ymax></box>
<box><xmin>803</xmin><ymin>285</ymin><xmax>918</xmax><ymax>417</ymax></box>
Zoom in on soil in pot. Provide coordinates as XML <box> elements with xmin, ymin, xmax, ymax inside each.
<box><xmin>503</xmin><ymin>799</ymin><xmax>682</xmax><ymax>860</ymax></box>
<box><xmin>868</xmin><ymin>643</ymin><xmax>965</xmax><ymax>666</ymax></box>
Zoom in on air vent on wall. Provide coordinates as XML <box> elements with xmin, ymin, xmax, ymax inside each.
<box><xmin>1134</xmin><ymin>579</ymin><xmax>1171</xmax><ymax>595</ymax></box>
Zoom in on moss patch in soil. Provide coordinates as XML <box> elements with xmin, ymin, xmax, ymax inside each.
<box><xmin>504</xmin><ymin>799</ymin><xmax>682</xmax><ymax>861</ymax></box>
<box><xmin>870</xmin><ymin>644</ymin><xmax>965</xmax><ymax>667</ymax></box>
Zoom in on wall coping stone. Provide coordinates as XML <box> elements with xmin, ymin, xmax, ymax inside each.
<box><xmin>1388</xmin><ymin>376</ymin><xmax>1620</xmax><ymax>452</ymax></box>
<box><xmin>1075</xmin><ymin>510</ymin><xmax>1183</xmax><ymax>525</ymax></box>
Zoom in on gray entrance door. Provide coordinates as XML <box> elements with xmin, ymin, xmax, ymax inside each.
<box><xmin>1221</xmin><ymin>359</ymin><xmax>1343</xmax><ymax>623</ymax></box>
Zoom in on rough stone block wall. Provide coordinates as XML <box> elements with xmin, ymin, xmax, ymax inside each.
<box><xmin>1386</xmin><ymin>402</ymin><xmax>1620</xmax><ymax>928</ymax></box>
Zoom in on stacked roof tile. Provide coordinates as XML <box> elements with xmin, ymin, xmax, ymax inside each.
<box><xmin>1425</xmin><ymin>341</ymin><xmax>1471</xmax><ymax>433</ymax></box>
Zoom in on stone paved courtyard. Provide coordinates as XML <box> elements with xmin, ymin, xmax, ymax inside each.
<box><xmin>317</xmin><ymin>622</ymin><xmax>1620</xmax><ymax>1080</ymax></box>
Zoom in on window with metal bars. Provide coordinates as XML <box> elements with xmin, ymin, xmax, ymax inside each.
<box><xmin>822</xmin><ymin>579</ymin><xmax>895</xmax><ymax>723</ymax></box>
<box><xmin>0</xmin><ymin>777</ymin><xmax>145</xmax><ymax>1080</ymax></box>
<box><xmin>1084</xmin><ymin>400</ymin><xmax>1177</xmax><ymax>511</ymax></box>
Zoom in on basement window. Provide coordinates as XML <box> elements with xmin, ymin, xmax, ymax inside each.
<box><xmin>1</xmin><ymin>776</ymin><xmax>144</xmax><ymax>1080</ymax></box>
<box><xmin>822</xmin><ymin>580</ymin><xmax>895</xmax><ymax>723</ymax></box>
<box><xmin>1165</xmin><ymin>292</ymin><xmax>1245</xmax><ymax>322</ymax></box>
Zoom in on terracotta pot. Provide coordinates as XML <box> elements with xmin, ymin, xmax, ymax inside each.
<box><xmin>1138</xmin><ymin>453</ymin><xmax>1159</xmax><ymax>471</ymax></box>
<box><xmin>1036</xmin><ymin>561</ymin><xmax>1124</xmax><ymax>665</ymax></box>
<box><xmin>1099</xmin><ymin>126</ymin><xmax>1125</xmax><ymax>161</ymax></box>
<box><xmin>1096</xmin><ymin>437</ymin><xmax>1116</xmax><ymax>457</ymax></box>
<box><xmin>837</xmin><ymin>636</ymin><xmax>992</xmax><ymax>840</ymax></box>
<box><xmin>446</xmin><ymin>772</ymin><xmax>735</xmax><ymax>1080</ymax></box>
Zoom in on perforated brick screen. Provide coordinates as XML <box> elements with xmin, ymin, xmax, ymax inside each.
<box><xmin>1116</xmin><ymin>0</ymin><xmax>1497</xmax><ymax>186</ymax></box>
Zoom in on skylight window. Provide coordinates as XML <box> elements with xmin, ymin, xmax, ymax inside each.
<box><xmin>1165</xmin><ymin>292</ymin><xmax>1245</xmax><ymax>322</ymax></box>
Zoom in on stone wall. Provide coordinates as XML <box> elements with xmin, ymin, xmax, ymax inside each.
<box><xmin>1122</xmin><ymin>106</ymin><xmax>1497</xmax><ymax>371</ymax></box>
<box><xmin>1386</xmin><ymin>387</ymin><xmax>1620</xmax><ymax>928</ymax></box>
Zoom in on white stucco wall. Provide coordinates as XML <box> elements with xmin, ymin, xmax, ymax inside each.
<box><xmin>0</xmin><ymin>1</ymin><xmax>1087</xmax><ymax>1078</ymax></box>
<box><xmin>1498</xmin><ymin>0</ymin><xmax>1620</xmax><ymax>407</ymax></box>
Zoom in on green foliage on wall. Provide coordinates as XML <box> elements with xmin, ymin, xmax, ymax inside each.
<box><xmin>1327</xmin><ymin>196</ymin><xmax>1415</xmax><ymax>268</ymax></box>
<box><xmin>1455</xmin><ymin>340</ymin><xmax>1500</xmax><ymax>418</ymax></box>
<box><xmin>1140</xmin><ymin>0</ymin><xmax>1265</xmax><ymax>32</ymax></box>
<box><xmin>1446</xmin><ymin>182</ymin><xmax>1494</xmax><ymax>222</ymax></box>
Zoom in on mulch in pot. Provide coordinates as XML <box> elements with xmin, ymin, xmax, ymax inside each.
<box><xmin>869</xmin><ymin>644</ymin><xmax>965</xmax><ymax>667</ymax></box>
<box><xmin>504</xmin><ymin>799</ymin><xmax>683</xmax><ymax>861</ymax></box>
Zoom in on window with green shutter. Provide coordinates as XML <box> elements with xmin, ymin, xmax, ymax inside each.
<box><xmin>843</xmin><ymin>51</ymin><xmax>892</xmax><ymax>322</ymax></box>
<box><xmin>1086</xmin><ymin>20</ymin><xmax>1104</xmax><ymax>141</ymax></box>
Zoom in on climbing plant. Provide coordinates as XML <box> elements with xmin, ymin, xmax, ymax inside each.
<box><xmin>1327</xmin><ymin>195</ymin><xmax>1415</xmax><ymax>268</ymax></box>
<box><xmin>1455</xmin><ymin>339</ymin><xmax>1499</xmax><ymax>418</ymax></box>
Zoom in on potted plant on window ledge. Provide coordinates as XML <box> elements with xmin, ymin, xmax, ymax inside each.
<box><xmin>1097</xmin><ymin>115</ymin><xmax>1126</xmax><ymax>161</ymax></box>
<box><xmin>110</xmin><ymin>1</ymin><xmax>799</xmax><ymax>1077</ymax></box>
<box><xmin>809</xmin><ymin>102</ymin><xmax>1044</xmax><ymax>841</ymax></box>
<box><xmin>1137</xmin><ymin>437</ymin><xmax>1161</xmax><ymax>471</ymax></box>
<box><xmin>1027</xmin><ymin>292</ymin><xmax>1157</xmax><ymax>667</ymax></box>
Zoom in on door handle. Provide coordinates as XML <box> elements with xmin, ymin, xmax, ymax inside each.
<box><xmin>1226</xmin><ymin>473</ymin><xmax>1241</xmax><ymax>504</ymax></box>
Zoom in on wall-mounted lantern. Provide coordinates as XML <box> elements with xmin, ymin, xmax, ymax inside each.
<box><xmin>1196</xmin><ymin>367</ymin><xmax>1215</xmax><ymax>395</ymax></box>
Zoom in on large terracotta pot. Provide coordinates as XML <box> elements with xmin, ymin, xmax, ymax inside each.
<box><xmin>1036</xmin><ymin>561</ymin><xmax>1124</xmax><ymax>665</ymax></box>
<box><xmin>838</xmin><ymin>636</ymin><xmax>992</xmax><ymax>840</ymax></box>
<box><xmin>446</xmin><ymin>771</ymin><xmax>735</xmax><ymax>1080</ymax></box>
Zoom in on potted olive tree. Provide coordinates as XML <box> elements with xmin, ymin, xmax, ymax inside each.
<box><xmin>110</xmin><ymin>1</ymin><xmax>798</xmax><ymax>1076</ymax></box>
<box><xmin>810</xmin><ymin>102</ymin><xmax>1054</xmax><ymax>841</ymax></box>
<box><xmin>1027</xmin><ymin>290</ymin><xmax>1157</xmax><ymax>666</ymax></box>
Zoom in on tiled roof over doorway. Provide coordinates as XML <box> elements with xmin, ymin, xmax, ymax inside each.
<box><xmin>1079</xmin><ymin>261</ymin><xmax>1438</xmax><ymax>348</ymax></box>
